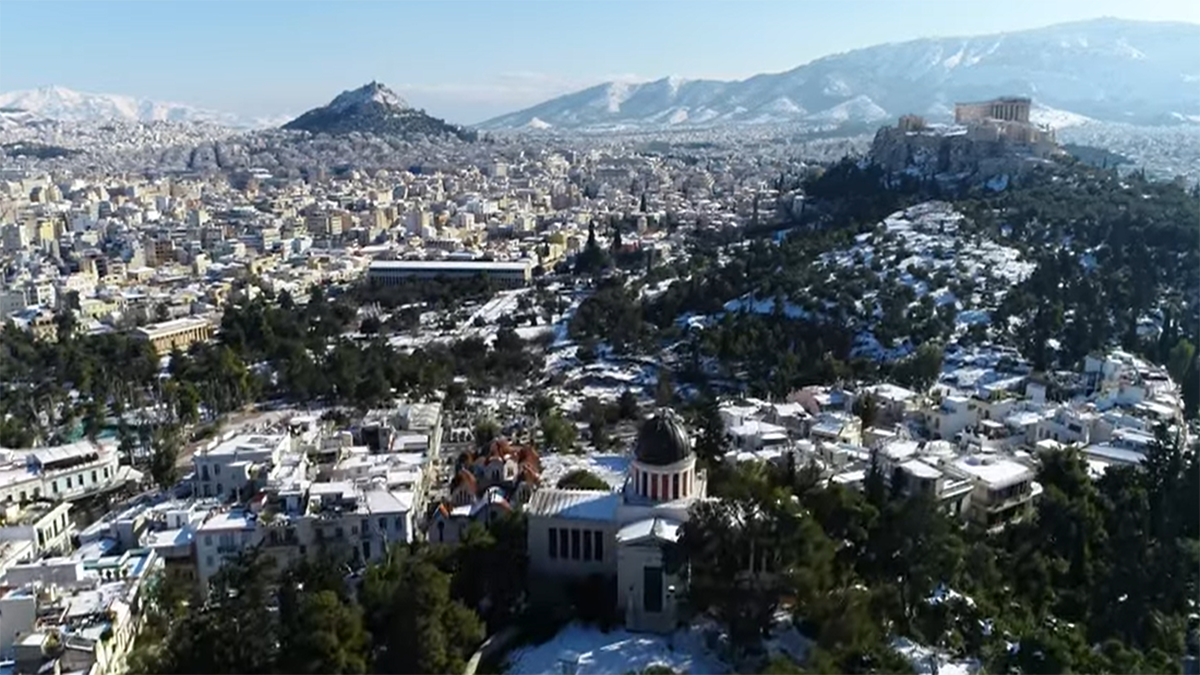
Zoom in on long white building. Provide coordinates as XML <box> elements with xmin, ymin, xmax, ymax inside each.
<box><xmin>367</xmin><ymin>259</ymin><xmax>534</xmax><ymax>288</ymax></box>
<box><xmin>0</xmin><ymin>441</ymin><xmax>126</xmax><ymax>505</ymax></box>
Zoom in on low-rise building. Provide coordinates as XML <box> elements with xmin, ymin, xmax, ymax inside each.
<box><xmin>192</xmin><ymin>433</ymin><xmax>291</xmax><ymax>501</ymax></box>
<box><xmin>950</xmin><ymin>455</ymin><xmax>1039</xmax><ymax>529</ymax></box>
<box><xmin>0</xmin><ymin>441</ymin><xmax>126</xmax><ymax>506</ymax></box>
<box><xmin>0</xmin><ymin>501</ymin><xmax>73</xmax><ymax>556</ymax></box>
<box><xmin>131</xmin><ymin>316</ymin><xmax>213</xmax><ymax>354</ymax></box>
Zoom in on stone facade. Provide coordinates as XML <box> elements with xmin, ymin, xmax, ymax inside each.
<box><xmin>955</xmin><ymin>97</ymin><xmax>1032</xmax><ymax>125</ymax></box>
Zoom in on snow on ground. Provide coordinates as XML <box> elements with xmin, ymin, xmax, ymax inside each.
<box><xmin>506</xmin><ymin>623</ymin><xmax>728</xmax><ymax>675</ymax></box>
<box><xmin>822</xmin><ymin>201</ymin><xmax>1035</xmax><ymax>356</ymax></box>
<box><xmin>891</xmin><ymin>637</ymin><xmax>980</xmax><ymax>675</ymax></box>
<box><xmin>723</xmin><ymin>295</ymin><xmax>813</xmax><ymax>320</ymax></box>
<box><xmin>539</xmin><ymin>452</ymin><xmax>630</xmax><ymax>489</ymax></box>
<box><xmin>461</xmin><ymin>288</ymin><xmax>532</xmax><ymax>344</ymax></box>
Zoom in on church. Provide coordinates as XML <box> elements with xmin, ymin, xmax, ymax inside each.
<box><xmin>526</xmin><ymin>409</ymin><xmax>707</xmax><ymax>633</ymax></box>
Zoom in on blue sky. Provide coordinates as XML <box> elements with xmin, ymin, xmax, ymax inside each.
<box><xmin>1</xmin><ymin>0</ymin><xmax>1198</xmax><ymax>124</ymax></box>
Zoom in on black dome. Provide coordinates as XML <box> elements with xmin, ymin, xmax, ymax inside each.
<box><xmin>634</xmin><ymin>409</ymin><xmax>693</xmax><ymax>466</ymax></box>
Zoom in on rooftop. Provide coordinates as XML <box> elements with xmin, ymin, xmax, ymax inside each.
<box><xmin>951</xmin><ymin>456</ymin><xmax>1031</xmax><ymax>489</ymax></box>
<box><xmin>197</xmin><ymin>509</ymin><xmax>256</xmax><ymax>533</ymax></box>
<box><xmin>526</xmin><ymin>489</ymin><xmax>620</xmax><ymax>522</ymax></box>
<box><xmin>133</xmin><ymin>316</ymin><xmax>211</xmax><ymax>338</ymax></box>
<box><xmin>369</xmin><ymin>259</ymin><xmax>532</xmax><ymax>273</ymax></box>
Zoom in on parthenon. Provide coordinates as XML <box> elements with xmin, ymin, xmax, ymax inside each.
<box><xmin>954</xmin><ymin>96</ymin><xmax>1032</xmax><ymax>125</ymax></box>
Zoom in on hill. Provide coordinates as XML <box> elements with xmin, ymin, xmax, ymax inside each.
<box><xmin>281</xmin><ymin>82</ymin><xmax>475</xmax><ymax>141</ymax></box>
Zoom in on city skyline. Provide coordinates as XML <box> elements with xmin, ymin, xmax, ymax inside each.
<box><xmin>1</xmin><ymin>0</ymin><xmax>1199</xmax><ymax>125</ymax></box>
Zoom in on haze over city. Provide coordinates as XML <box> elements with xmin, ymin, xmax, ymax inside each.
<box><xmin>1</xmin><ymin>0</ymin><xmax>1198</xmax><ymax>123</ymax></box>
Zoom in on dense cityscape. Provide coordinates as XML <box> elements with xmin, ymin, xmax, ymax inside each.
<box><xmin>0</xmin><ymin>6</ymin><xmax>1198</xmax><ymax>675</ymax></box>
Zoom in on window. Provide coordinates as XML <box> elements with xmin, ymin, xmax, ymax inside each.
<box><xmin>91</xmin><ymin>470</ymin><xmax>97</xmax><ymax>484</ymax></box>
<box><xmin>19</xmin><ymin>491</ymin><xmax>25</xmax><ymax>502</ymax></box>
<box><xmin>548</xmin><ymin>527</ymin><xmax>558</xmax><ymax>559</ymax></box>
<box><xmin>672</xmin><ymin>474</ymin><xmax>680</xmax><ymax>500</ymax></box>
<box><xmin>571</xmin><ymin>529</ymin><xmax>581</xmax><ymax>560</ymax></box>
<box><xmin>583</xmin><ymin>528</ymin><xmax>593</xmax><ymax>560</ymax></box>
<box><xmin>641</xmin><ymin>472</ymin><xmax>647</xmax><ymax>497</ymax></box>
<box><xmin>594</xmin><ymin>531</ymin><xmax>604</xmax><ymax>561</ymax></box>
<box><xmin>66</xmin><ymin>477</ymin><xmax>72</xmax><ymax>489</ymax></box>
<box><xmin>378</xmin><ymin>518</ymin><xmax>387</xmax><ymax>533</ymax></box>
<box><xmin>103</xmin><ymin>468</ymin><xmax>109</xmax><ymax>479</ymax></box>
<box><xmin>558</xmin><ymin>528</ymin><xmax>569</xmax><ymax>558</ymax></box>
<box><xmin>204</xmin><ymin>535</ymin><xmax>212</xmax><ymax>546</ymax></box>
<box><xmin>351</xmin><ymin>526</ymin><xmax>359</xmax><ymax>536</ymax></box>
<box><xmin>214</xmin><ymin>464</ymin><xmax>221</xmax><ymax>476</ymax></box>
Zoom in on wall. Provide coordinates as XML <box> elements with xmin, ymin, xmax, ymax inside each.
<box><xmin>528</xmin><ymin>515</ymin><xmax>617</xmax><ymax>580</ymax></box>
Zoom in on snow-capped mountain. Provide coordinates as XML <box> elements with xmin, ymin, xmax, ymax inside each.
<box><xmin>281</xmin><ymin>81</ymin><xmax>473</xmax><ymax>141</ymax></box>
<box><xmin>0</xmin><ymin>85</ymin><xmax>253</xmax><ymax>127</ymax></box>
<box><xmin>480</xmin><ymin>18</ymin><xmax>1200</xmax><ymax>131</ymax></box>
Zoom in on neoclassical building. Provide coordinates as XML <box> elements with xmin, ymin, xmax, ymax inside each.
<box><xmin>526</xmin><ymin>409</ymin><xmax>707</xmax><ymax>633</ymax></box>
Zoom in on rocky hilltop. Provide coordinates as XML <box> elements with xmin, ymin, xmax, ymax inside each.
<box><xmin>282</xmin><ymin>82</ymin><xmax>475</xmax><ymax>141</ymax></box>
<box><xmin>868</xmin><ymin>105</ymin><xmax>1067</xmax><ymax>187</ymax></box>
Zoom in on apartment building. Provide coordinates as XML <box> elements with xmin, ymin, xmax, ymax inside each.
<box><xmin>950</xmin><ymin>455</ymin><xmax>1038</xmax><ymax>529</ymax></box>
<box><xmin>192</xmin><ymin>433</ymin><xmax>291</xmax><ymax>500</ymax></box>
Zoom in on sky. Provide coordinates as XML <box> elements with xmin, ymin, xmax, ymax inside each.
<box><xmin>1</xmin><ymin>0</ymin><xmax>1198</xmax><ymax>125</ymax></box>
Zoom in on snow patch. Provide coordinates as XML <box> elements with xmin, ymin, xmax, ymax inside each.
<box><xmin>506</xmin><ymin>623</ymin><xmax>727</xmax><ymax>675</ymax></box>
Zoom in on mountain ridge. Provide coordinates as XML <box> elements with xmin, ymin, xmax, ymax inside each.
<box><xmin>478</xmin><ymin>18</ymin><xmax>1200</xmax><ymax>131</ymax></box>
<box><xmin>0</xmin><ymin>85</ymin><xmax>282</xmax><ymax>129</ymax></box>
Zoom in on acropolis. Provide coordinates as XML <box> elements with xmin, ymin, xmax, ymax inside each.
<box><xmin>870</xmin><ymin>95</ymin><xmax>1065</xmax><ymax>183</ymax></box>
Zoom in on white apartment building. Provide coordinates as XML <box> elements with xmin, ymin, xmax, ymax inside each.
<box><xmin>1034</xmin><ymin>408</ymin><xmax>1095</xmax><ymax>446</ymax></box>
<box><xmin>950</xmin><ymin>455</ymin><xmax>1039</xmax><ymax>529</ymax></box>
<box><xmin>0</xmin><ymin>442</ymin><xmax>124</xmax><ymax>505</ymax></box>
<box><xmin>927</xmin><ymin>395</ymin><xmax>974</xmax><ymax>441</ymax></box>
<box><xmin>192</xmin><ymin>433</ymin><xmax>290</xmax><ymax>500</ymax></box>
<box><xmin>195</xmin><ymin>508</ymin><xmax>259</xmax><ymax>587</ymax></box>
<box><xmin>190</xmin><ymin>430</ymin><xmax>426</xmax><ymax>587</ymax></box>
<box><xmin>0</xmin><ymin>501</ymin><xmax>73</xmax><ymax>555</ymax></box>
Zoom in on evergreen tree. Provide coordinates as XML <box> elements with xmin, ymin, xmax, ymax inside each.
<box><xmin>276</xmin><ymin>590</ymin><xmax>370</xmax><ymax>674</ymax></box>
<box><xmin>693</xmin><ymin>395</ymin><xmax>728</xmax><ymax>465</ymax></box>
<box><xmin>362</xmin><ymin>550</ymin><xmax>484</xmax><ymax>675</ymax></box>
